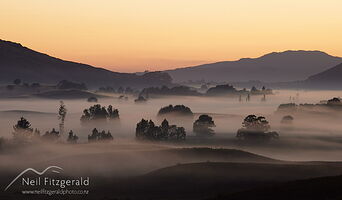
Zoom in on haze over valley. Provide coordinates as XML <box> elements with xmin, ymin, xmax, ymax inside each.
<box><xmin>2</xmin><ymin>0</ymin><xmax>342</xmax><ymax>198</ymax></box>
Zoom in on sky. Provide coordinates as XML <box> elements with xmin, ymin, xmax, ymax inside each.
<box><xmin>1</xmin><ymin>0</ymin><xmax>342</xmax><ymax>72</ymax></box>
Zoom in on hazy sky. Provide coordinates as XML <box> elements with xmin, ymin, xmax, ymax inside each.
<box><xmin>1</xmin><ymin>0</ymin><xmax>342</xmax><ymax>72</ymax></box>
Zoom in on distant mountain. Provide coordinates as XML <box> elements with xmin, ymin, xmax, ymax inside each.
<box><xmin>165</xmin><ymin>51</ymin><xmax>342</xmax><ymax>83</ymax></box>
<box><xmin>0</xmin><ymin>40</ymin><xmax>172</xmax><ymax>88</ymax></box>
<box><xmin>304</xmin><ymin>63</ymin><xmax>342</xmax><ymax>89</ymax></box>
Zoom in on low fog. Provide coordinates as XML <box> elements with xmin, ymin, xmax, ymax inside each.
<box><xmin>1</xmin><ymin>90</ymin><xmax>342</xmax><ymax>178</ymax></box>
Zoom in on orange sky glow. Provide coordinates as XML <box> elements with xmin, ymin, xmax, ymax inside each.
<box><xmin>1</xmin><ymin>0</ymin><xmax>342</xmax><ymax>72</ymax></box>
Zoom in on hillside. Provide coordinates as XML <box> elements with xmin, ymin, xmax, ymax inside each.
<box><xmin>211</xmin><ymin>174</ymin><xmax>342</xmax><ymax>200</ymax></box>
<box><xmin>0</xmin><ymin>39</ymin><xmax>172</xmax><ymax>88</ymax></box>
<box><xmin>165</xmin><ymin>50</ymin><xmax>342</xmax><ymax>83</ymax></box>
<box><xmin>304</xmin><ymin>63</ymin><xmax>342</xmax><ymax>89</ymax></box>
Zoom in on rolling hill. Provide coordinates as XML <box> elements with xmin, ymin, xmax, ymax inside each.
<box><xmin>0</xmin><ymin>39</ymin><xmax>172</xmax><ymax>88</ymax></box>
<box><xmin>165</xmin><ymin>50</ymin><xmax>342</xmax><ymax>83</ymax></box>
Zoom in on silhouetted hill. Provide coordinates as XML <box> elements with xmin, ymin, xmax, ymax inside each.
<box><xmin>304</xmin><ymin>62</ymin><xmax>342</xmax><ymax>89</ymax></box>
<box><xmin>0</xmin><ymin>39</ymin><xmax>172</xmax><ymax>88</ymax></box>
<box><xmin>165</xmin><ymin>50</ymin><xmax>342</xmax><ymax>82</ymax></box>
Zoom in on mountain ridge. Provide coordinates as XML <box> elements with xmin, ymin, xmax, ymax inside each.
<box><xmin>0</xmin><ymin>39</ymin><xmax>173</xmax><ymax>88</ymax></box>
<box><xmin>165</xmin><ymin>50</ymin><xmax>342</xmax><ymax>83</ymax></box>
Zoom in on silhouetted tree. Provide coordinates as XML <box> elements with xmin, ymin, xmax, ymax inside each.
<box><xmin>57</xmin><ymin>80</ymin><xmax>87</xmax><ymax>90</ymax></box>
<box><xmin>80</xmin><ymin>104</ymin><xmax>119</xmax><ymax>124</ymax></box>
<box><xmin>88</xmin><ymin>128</ymin><xmax>113</xmax><ymax>142</ymax></box>
<box><xmin>206</xmin><ymin>84</ymin><xmax>238</xmax><ymax>96</ymax></box>
<box><xmin>193</xmin><ymin>115</ymin><xmax>216</xmax><ymax>136</ymax></box>
<box><xmin>327</xmin><ymin>97</ymin><xmax>341</xmax><ymax>105</ymax></box>
<box><xmin>67</xmin><ymin>130</ymin><xmax>79</xmax><ymax>143</ymax></box>
<box><xmin>58</xmin><ymin>101</ymin><xmax>67</xmax><ymax>137</ymax></box>
<box><xmin>13</xmin><ymin>117</ymin><xmax>37</xmax><ymax>140</ymax></box>
<box><xmin>158</xmin><ymin>105</ymin><xmax>193</xmax><ymax>116</ymax></box>
<box><xmin>242</xmin><ymin>115</ymin><xmax>270</xmax><ymax>132</ymax></box>
<box><xmin>107</xmin><ymin>105</ymin><xmax>119</xmax><ymax>120</ymax></box>
<box><xmin>251</xmin><ymin>86</ymin><xmax>258</xmax><ymax>93</ymax></box>
<box><xmin>134</xmin><ymin>96</ymin><xmax>147</xmax><ymax>103</ymax></box>
<box><xmin>236</xmin><ymin>115</ymin><xmax>278</xmax><ymax>140</ymax></box>
<box><xmin>136</xmin><ymin>119</ymin><xmax>186</xmax><ymax>141</ymax></box>
<box><xmin>42</xmin><ymin>128</ymin><xmax>60</xmax><ymax>141</ymax></box>
<box><xmin>281</xmin><ymin>115</ymin><xmax>294</xmax><ymax>124</ymax></box>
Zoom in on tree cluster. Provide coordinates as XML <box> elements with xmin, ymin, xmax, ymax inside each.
<box><xmin>12</xmin><ymin>117</ymin><xmax>40</xmax><ymax>141</ymax></box>
<box><xmin>236</xmin><ymin>115</ymin><xmax>279</xmax><ymax>140</ymax></box>
<box><xmin>12</xmin><ymin>116</ymin><xmax>79</xmax><ymax>143</ymax></box>
<box><xmin>206</xmin><ymin>84</ymin><xmax>240</xmax><ymax>96</ymax></box>
<box><xmin>80</xmin><ymin>104</ymin><xmax>119</xmax><ymax>123</ymax></box>
<box><xmin>42</xmin><ymin>128</ymin><xmax>60</xmax><ymax>141</ymax></box>
<box><xmin>250</xmin><ymin>86</ymin><xmax>273</xmax><ymax>95</ymax></box>
<box><xmin>158</xmin><ymin>105</ymin><xmax>193</xmax><ymax>116</ymax></box>
<box><xmin>67</xmin><ymin>130</ymin><xmax>79</xmax><ymax>143</ymax></box>
<box><xmin>193</xmin><ymin>115</ymin><xmax>216</xmax><ymax>136</ymax></box>
<box><xmin>57</xmin><ymin>80</ymin><xmax>87</xmax><ymax>90</ymax></box>
<box><xmin>327</xmin><ymin>97</ymin><xmax>342</xmax><ymax>105</ymax></box>
<box><xmin>136</xmin><ymin>119</ymin><xmax>186</xmax><ymax>141</ymax></box>
<box><xmin>88</xmin><ymin>128</ymin><xmax>113</xmax><ymax>142</ymax></box>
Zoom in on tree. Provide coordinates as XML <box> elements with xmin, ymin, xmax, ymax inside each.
<box><xmin>206</xmin><ymin>84</ymin><xmax>238</xmax><ymax>96</ymax></box>
<box><xmin>13</xmin><ymin>79</ymin><xmax>21</xmax><ymax>85</ymax></box>
<box><xmin>193</xmin><ymin>115</ymin><xmax>216</xmax><ymax>136</ymax></box>
<box><xmin>13</xmin><ymin>117</ymin><xmax>39</xmax><ymax>141</ymax></box>
<box><xmin>58</xmin><ymin>101</ymin><xmax>67</xmax><ymax>137</ymax></box>
<box><xmin>57</xmin><ymin>80</ymin><xmax>87</xmax><ymax>90</ymax></box>
<box><xmin>107</xmin><ymin>105</ymin><xmax>119</xmax><ymax>120</ymax></box>
<box><xmin>251</xmin><ymin>86</ymin><xmax>258</xmax><ymax>92</ymax></box>
<box><xmin>281</xmin><ymin>115</ymin><xmax>294</xmax><ymax>124</ymax></box>
<box><xmin>236</xmin><ymin>115</ymin><xmax>278</xmax><ymax>140</ymax></box>
<box><xmin>134</xmin><ymin>96</ymin><xmax>147</xmax><ymax>103</ymax></box>
<box><xmin>136</xmin><ymin>118</ymin><xmax>186</xmax><ymax>141</ymax></box>
<box><xmin>42</xmin><ymin>128</ymin><xmax>60</xmax><ymax>141</ymax></box>
<box><xmin>327</xmin><ymin>97</ymin><xmax>341</xmax><ymax>105</ymax></box>
<box><xmin>67</xmin><ymin>130</ymin><xmax>79</xmax><ymax>143</ymax></box>
<box><xmin>88</xmin><ymin>128</ymin><xmax>113</xmax><ymax>142</ymax></box>
<box><xmin>157</xmin><ymin>105</ymin><xmax>193</xmax><ymax>116</ymax></box>
<box><xmin>80</xmin><ymin>104</ymin><xmax>119</xmax><ymax>124</ymax></box>
<box><xmin>242</xmin><ymin>115</ymin><xmax>270</xmax><ymax>132</ymax></box>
